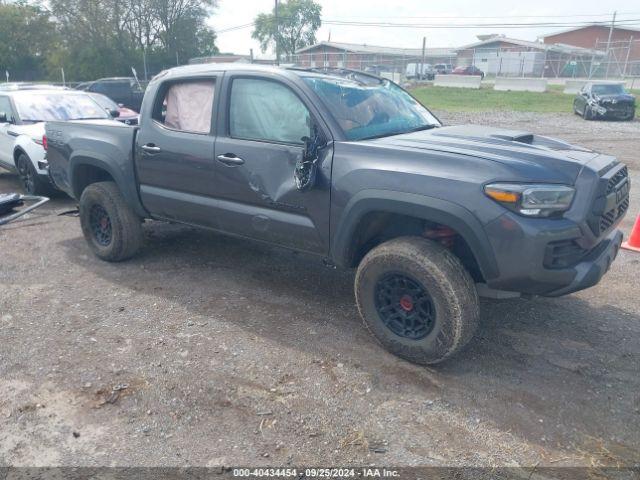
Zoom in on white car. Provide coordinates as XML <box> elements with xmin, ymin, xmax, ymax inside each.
<box><xmin>0</xmin><ymin>89</ymin><xmax>113</xmax><ymax>195</ymax></box>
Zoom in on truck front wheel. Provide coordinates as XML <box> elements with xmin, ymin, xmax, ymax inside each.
<box><xmin>355</xmin><ymin>236</ymin><xmax>479</xmax><ymax>365</ymax></box>
<box><xmin>79</xmin><ymin>181</ymin><xmax>143</xmax><ymax>262</ymax></box>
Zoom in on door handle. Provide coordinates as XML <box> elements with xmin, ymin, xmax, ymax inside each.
<box><xmin>141</xmin><ymin>144</ymin><xmax>161</xmax><ymax>154</ymax></box>
<box><xmin>216</xmin><ymin>153</ymin><xmax>244</xmax><ymax>166</ymax></box>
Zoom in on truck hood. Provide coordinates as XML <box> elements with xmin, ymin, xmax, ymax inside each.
<box><xmin>367</xmin><ymin>125</ymin><xmax>612</xmax><ymax>182</ymax></box>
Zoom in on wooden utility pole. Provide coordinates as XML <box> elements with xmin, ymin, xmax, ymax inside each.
<box><xmin>605</xmin><ymin>11</ymin><xmax>616</xmax><ymax>78</ymax></box>
<box><xmin>275</xmin><ymin>0</ymin><xmax>280</xmax><ymax>65</ymax></box>
<box><xmin>606</xmin><ymin>11</ymin><xmax>617</xmax><ymax>52</ymax></box>
<box><xmin>421</xmin><ymin>37</ymin><xmax>426</xmax><ymax>79</ymax></box>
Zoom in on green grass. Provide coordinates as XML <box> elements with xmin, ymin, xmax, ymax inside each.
<box><xmin>410</xmin><ymin>84</ymin><xmax>639</xmax><ymax>113</ymax></box>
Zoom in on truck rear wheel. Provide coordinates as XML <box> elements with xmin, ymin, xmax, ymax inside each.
<box><xmin>355</xmin><ymin>236</ymin><xmax>479</xmax><ymax>365</ymax></box>
<box><xmin>79</xmin><ymin>181</ymin><xmax>143</xmax><ymax>262</ymax></box>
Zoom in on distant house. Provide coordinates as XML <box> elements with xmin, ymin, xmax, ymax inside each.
<box><xmin>292</xmin><ymin>41</ymin><xmax>457</xmax><ymax>72</ymax></box>
<box><xmin>455</xmin><ymin>35</ymin><xmax>604</xmax><ymax>77</ymax></box>
<box><xmin>541</xmin><ymin>24</ymin><xmax>640</xmax><ymax>76</ymax></box>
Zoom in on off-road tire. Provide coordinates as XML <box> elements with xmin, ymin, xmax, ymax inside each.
<box><xmin>16</xmin><ymin>153</ymin><xmax>53</xmax><ymax>196</ymax></box>
<box><xmin>355</xmin><ymin>236</ymin><xmax>479</xmax><ymax>365</ymax></box>
<box><xmin>79</xmin><ymin>181</ymin><xmax>143</xmax><ymax>262</ymax></box>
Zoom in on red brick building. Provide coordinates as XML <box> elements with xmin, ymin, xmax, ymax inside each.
<box><xmin>541</xmin><ymin>25</ymin><xmax>640</xmax><ymax>75</ymax></box>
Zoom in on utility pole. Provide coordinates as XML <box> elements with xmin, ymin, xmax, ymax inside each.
<box><xmin>419</xmin><ymin>37</ymin><xmax>426</xmax><ymax>80</ymax></box>
<box><xmin>275</xmin><ymin>0</ymin><xmax>280</xmax><ymax>66</ymax></box>
<box><xmin>606</xmin><ymin>11</ymin><xmax>617</xmax><ymax>52</ymax></box>
<box><xmin>142</xmin><ymin>45</ymin><xmax>148</xmax><ymax>81</ymax></box>
<box><xmin>605</xmin><ymin>11</ymin><xmax>616</xmax><ymax>78</ymax></box>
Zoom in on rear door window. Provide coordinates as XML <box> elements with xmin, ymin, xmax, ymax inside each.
<box><xmin>152</xmin><ymin>80</ymin><xmax>216</xmax><ymax>134</ymax></box>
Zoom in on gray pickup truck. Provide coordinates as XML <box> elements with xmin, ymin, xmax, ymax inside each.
<box><xmin>45</xmin><ymin>64</ymin><xmax>629</xmax><ymax>364</ymax></box>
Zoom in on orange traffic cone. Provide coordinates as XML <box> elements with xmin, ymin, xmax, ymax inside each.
<box><xmin>622</xmin><ymin>215</ymin><xmax>640</xmax><ymax>252</ymax></box>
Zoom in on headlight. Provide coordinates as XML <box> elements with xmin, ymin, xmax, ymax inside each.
<box><xmin>484</xmin><ymin>183</ymin><xmax>575</xmax><ymax>218</ymax></box>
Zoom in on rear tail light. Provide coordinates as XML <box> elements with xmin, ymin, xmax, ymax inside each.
<box><xmin>42</xmin><ymin>135</ymin><xmax>48</xmax><ymax>151</ymax></box>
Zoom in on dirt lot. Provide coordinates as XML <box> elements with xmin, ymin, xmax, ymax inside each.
<box><xmin>1</xmin><ymin>111</ymin><xmax>639</xmax><ymax>469</ymax></box>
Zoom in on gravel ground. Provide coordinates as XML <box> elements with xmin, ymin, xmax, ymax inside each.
<box><xmin>0</xmin><ymin>111</ymin><xmax>639</xmax><ymax>469</ymax></box>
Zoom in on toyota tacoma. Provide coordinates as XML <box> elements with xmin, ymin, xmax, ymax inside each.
<box><xmin>45</xmin><ymin>64</ymin><xmax>629</xmax><ymax>364</ymax></box>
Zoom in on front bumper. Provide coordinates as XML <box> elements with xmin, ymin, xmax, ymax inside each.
<box><xmin>591</xmin><ymin>102</ymin><xmax>635</xmax><ymax>119</ymax></box>
<box><xmin>543</xmin><ymin>229</ymin><xmax>622</xmax><ymax>296</ymax></box>
<box><xmin>484</xmin><ymin>213</ymin><xmax>623</xmax><ymax>296</ymax></box>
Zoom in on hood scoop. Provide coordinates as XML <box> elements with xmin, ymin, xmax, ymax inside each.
<box><xmin>490</xmin><ymin>132</ymin><xmax>534</xmax><ymax>144</ymax></box>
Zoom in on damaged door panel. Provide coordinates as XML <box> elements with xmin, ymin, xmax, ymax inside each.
<box><xmin>211</xmin><ymin>75</ymin><xmax>333</xmax><ymax>254</ymax></box>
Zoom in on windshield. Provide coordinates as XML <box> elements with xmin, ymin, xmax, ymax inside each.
<box><xmin>592</xmin><ymin>84</ymin><xmax>626</xmax><ymax>96</ymax></box>
<box><xmin>88</xmin><ymin>92</ymin><xmax>118</xmax><ymax>110</ymax></box>
<box><xmin>13</xmin><ymin>92</ymin><xmax>110</xmax><ymax>122</ymax></box>
<box><xmin>302</xmin><ymin>75</ymin><xmax>440</xmax><ymax>140</ymax></box>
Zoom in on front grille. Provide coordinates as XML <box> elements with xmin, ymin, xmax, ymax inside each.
<box><xmin>544</xmin><ymin>240</ymin><xmax>589</xmax><ymax>269</ymax></box>
<box><xmin>588</xmin><ymin>164</ymin><xmax>630</xmax><ymax>236</ymax></box>
<box><xmin>606</xmin><ymin>166</ymin><xmax>628</xmax><ymax>194</ymax></box>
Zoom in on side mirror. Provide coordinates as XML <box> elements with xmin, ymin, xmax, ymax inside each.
<box><xmin>0</xmin><ymin>112</ymin><xmax>8</xmax><ymax>123</ymax></box>
<box><xmin>295</xmin><ymin>124</ymin><xmax>327</xmax><ymax>191</ymax></box>
<box><xmin>109</xmin><ymin>108</ymin><xmax>120</xmax><ymax>118</ymax></box>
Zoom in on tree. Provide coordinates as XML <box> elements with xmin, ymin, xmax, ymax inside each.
<box><xmin>48</xmin><ymin>0</ymin><xmax>219</xmax><ymax>80</ymax></box>
<box><xmin>252</xmin><ymin>0</ymin><xmax>321</xmax><ymax>57</ymax></box>
<box><xmin>0</xmin><ymin>1</ymin><xmax>59</xmax><ymax>81</ymax></box>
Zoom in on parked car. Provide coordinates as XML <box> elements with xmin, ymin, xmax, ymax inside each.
<box><xmin>573</xmin><ymin>82</ymin><xmax>636</xmax><ymax>121</ymax></box>
<box><xmin>452</xmin><ymin>65</ymin><xmax>485</xmax><ymax>79</ymax></box>
<box><xmin>363</xmin><ymin>65</ymin><xmax>392</xmax><ymax>77</ymax></box>
<box><xmin>0</xmin><ymin>89</ymin><xmax>113</xmax><ymax>195</ymax></box>
<box><xmin>76</xmin><ymin>77</ymin><xmax>145</xmax><ymax>111</ymax></box>
<box><xmin>0</xmin><ymin>83</ymin><xmax>68</xmax><ymax>91</ymax></box>
<box><xmin>46</xmin><ymin>64</ymin><xmax>628</xmax><ymax>365</ymax></box>
<box><xmin>88</xmin><ymin>92</ymin><xmax>140</xmax><ymax>125</ymax></box>
<box><xmin>434</xmin><ymin>63</ymin><xmax>453</xmax><ymax>75</ymax></box>
<box><xmin>405</xmin><ymin>63</ymin><xmax>435</xmax><ymax>80</ymax></box>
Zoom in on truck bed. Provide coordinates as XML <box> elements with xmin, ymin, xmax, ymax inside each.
<box><xmin>46</xmin><ymin>119</ymin><xmax>138</xmax><ymax>199</ymax></box>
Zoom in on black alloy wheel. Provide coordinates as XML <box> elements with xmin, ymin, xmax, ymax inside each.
<box><xmin>89</xmin><ymin>204</ymin><xmax>113</xmax><ymax>246</ymax></box>
<box><xmin>16</xmin><ymin>156</ymin><xmax>35</xmax><ymax>194</ymax></box>
<box><xmin>374</xmin><ymin>272</ymin><xmax>436</xmax><ymax>340</ymax></box>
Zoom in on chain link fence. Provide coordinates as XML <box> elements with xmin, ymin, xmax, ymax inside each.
<box><xmin>283</xmin><ymin>43</ymin><xmax>640</xmax><ymax>86</ymax></box>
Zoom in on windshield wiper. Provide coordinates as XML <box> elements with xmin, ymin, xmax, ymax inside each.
<box><xmin>358</xmin><ymin>124</ymin><xmax>437</xmax><ymax>141</ymax></box>
<box><xmin>405</xmin><ymin>124</ymin><xmax>437</xmax><ymax>133</ymax></box>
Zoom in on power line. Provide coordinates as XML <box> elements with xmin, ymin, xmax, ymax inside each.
<box><xmin>214</xmin><ymin>16</ymin><xmax>640</xmax><ymax>35</ymax></box>
<box><xmin>321</xmin><ymin>19</ymin><xmax>640</xmax><ymax>29</ymax></box>
<box><xmin>325</xmin><ymin>12</ymin><xmax>640</xmax><ymax>20</ymax></box>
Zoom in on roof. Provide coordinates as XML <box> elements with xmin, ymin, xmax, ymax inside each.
<box><xmin>456</xmin><ymin>36</ymin><xmax>547</xmax><ymax>51</ymax></box>
<box><xmin>295</xmin><ymin>41</ymin><xmax>456</xmax><ymax>57</ymax></box>
<box><xmin>540</xmin><ymin>23</ymin><xmax>640</xmax><ymax>39</ymax></box>
<box><xmin>189</xmin><ymin>55</ymin><xmax>251</xmax><ymax>64</ymax></box>
<box><xmin>1</xmin><ymin>88</ymin><xmax>85</xmax><ymax>96</ymax></box>
<box><xmin>455</xmin><ymin>36</ymin><xmax>605</xmax><ymax>56</ymax></box>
